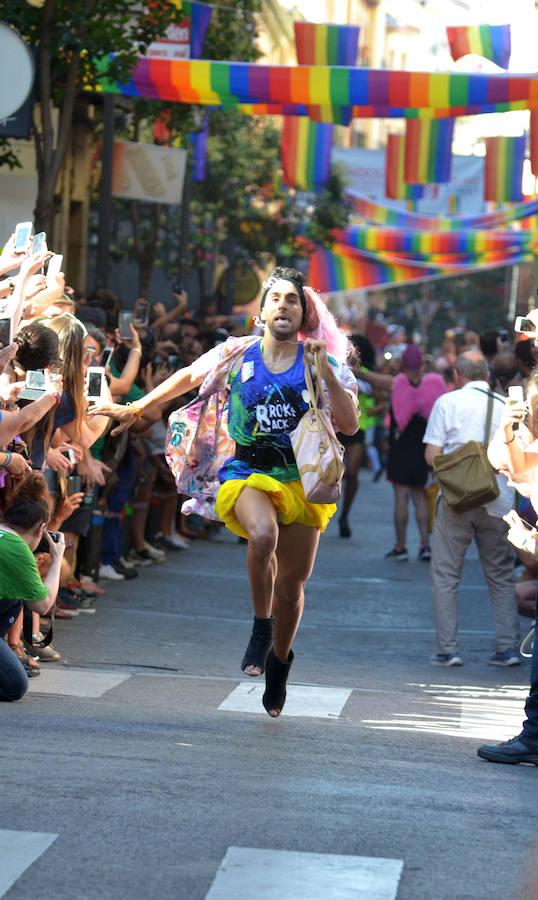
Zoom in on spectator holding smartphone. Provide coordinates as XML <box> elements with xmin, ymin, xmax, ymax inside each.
<box><xmin>0</xmin><ymin>474</ymin><xmax>65</xmax><ymax>700</ymax></box>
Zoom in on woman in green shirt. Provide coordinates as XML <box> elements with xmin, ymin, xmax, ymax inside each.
<box><xmin>0</xmin><ymin>474</ymin><xmax>65</xmax><ymax>701</ymax></box>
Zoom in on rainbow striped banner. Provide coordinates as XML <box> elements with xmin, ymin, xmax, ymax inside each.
<box><xmin>334</xmin><ymin>225</ymin><xmax>536</xmax><ymax>257</ymax></box>
<box><xmin>531</xmin><ymin>111</ymin><xmax>538</xmax><ymax>179</ymax></box>
<box><xmin>308</xmin><ymin>243</ymin><xmax>531</xmax><ymax>294</ymax></box>
<box><xmin>294</xmin><ymin>22</ymin><xmax>360</xmax><ymax>66</ymax></box>
<box><xmin>282</xmin><ymin>117</ymin><xmax>333</xmax><ymax>191</ymax></box>
<box><xmin>346</xmin><ymin>192</ymin><xmax>538</xmax><ymax>231</ymax></box>
<box><xmin>385</xmin><ymin>134</ymin><xmax>425</xmax><ymax>201</ymax></box>
<box><xmin>95</xmin><ymin>59</ymin><xmax>538</xmax><ymax>119</ymax></box>
<box><xmin>484</xmin><ymin>135</ymin><xmax>526</xmax><ymax>202</ymax></box>
<box><xmin>446</xmin><ymin>25</ymin><xmax>511</xmax><ymax>69</ymax></box>
<box><xmin>404</xmin><ymin>119</ymin><xmax>454</xmax><ymax>184</ymax></box>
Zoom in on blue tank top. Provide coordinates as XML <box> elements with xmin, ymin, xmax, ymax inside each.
<box><xmin>219</xmin><ymin>341</ymin><xmax>308</xmax><ymax>484</ymax></box>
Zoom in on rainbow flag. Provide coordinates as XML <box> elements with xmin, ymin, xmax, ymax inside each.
<box><xmin>334</xmin><ymin>225</ymin><xmax>536</xmax><ymax>258</ymax></box>
<box><xmin>294</xmin><ymin>22</ymin><xmax>360</xmax><ymax>66</ymax></box>
<box><xmin>446</xmin><ymin>25</ymin><xmax>511</xmax><ymax>69</ymax></box>
<box><xmin>404</xmin><ymin>119</ymin><xmax>454</xmax><ymax>184</ymax></box>
<box><xmin>448</xmin><ymin>194</ymin><xmax>460</xmax><ymax>214</ymax></box>
<box><xmin>308</xmin><ymin>242</ymin><xmax>531</xmax><ymax>294</ymax></box>
<box><xmin>484</xmin><ymin>135</ymin><xmax>526</xmax><ymax>202</ymax></box>
<box><xmin>96</xmin><ymin>59</ymin><xmax>538</xmax><ymax>120</ymax></box>
<box><xmin>531</xmin><ymin>111</ymin><xmax>538</xmax><ymax>179</ymax></box>
<box><xmin>346</xmin><ymin>192</ymin><xmax>538</xmax><ymax>231</ymax></box>
<box><xmin>282</xmin><ymin>117</ymin><xmax>333</xmax><ymax>191</ymax></box>
<box><xmin>182</xmin><ymin>1</ymin><xmax>213</xmax><ymax>59</ymax></box>
<box><xmin>385</xmin><ymin>134</ymin><xmax>425</xmax><ymax>201</ymax></box>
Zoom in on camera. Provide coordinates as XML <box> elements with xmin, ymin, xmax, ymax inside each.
<box><xmin>19</xmin><ymin>369</ymin><xmax>47</xmax><ymax>401</ymax></box>
<box><xmin>35</xmin><ymin>531</ymin><xmax>60</xmax><ymax>555</ymax></box>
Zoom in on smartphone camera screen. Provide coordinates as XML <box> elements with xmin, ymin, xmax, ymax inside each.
<box><xmin>0</xmin><ymin>317</ymin><xmax>11</xmax><ymax>349</ymax></box>
<box><xmin>87</xmin><ymin>372</ymin><xmax>103</xmax><ymax>399</ymax></box>
<box><xmin>118</xmin><ymin>312</ymin><xmax>134</xmax><ymax>339</ymax></box>
<box><xmin>26</xmin><ymin>370</ymin><xmax>46</xmax><ymax>390</ymax></box>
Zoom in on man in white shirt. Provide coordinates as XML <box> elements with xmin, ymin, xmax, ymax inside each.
<box><xmin>423</xmin><ymin>351</ymin><xmax>520</xmax><ymax>667</ymax></box>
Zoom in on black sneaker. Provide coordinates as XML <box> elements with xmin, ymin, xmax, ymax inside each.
<box><xmin>477</xmin><ymin>735</ymin><xmax>538</xmax><ymax>765</ymax></box>
<box><xmin>113</xmin><ymin>561</ymin><xmax>138</xmax><ymax>580</ymax></box>
<box><xmin>418</xmin><ymin>545</ymin><xmax>432</xmax><ymax>561</ymax></box>
<box><xmin>385</xmin><ymin>546</ymin><xmax>408</xmax><ymax>561</ymax></box>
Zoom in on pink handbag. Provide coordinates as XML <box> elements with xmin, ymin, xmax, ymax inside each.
<box><xmin>290</xmin><ymin>353</ymin><xmax>345</xmax><ymax>504</ymax></box>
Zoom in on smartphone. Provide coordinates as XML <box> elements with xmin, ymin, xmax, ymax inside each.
<box><xmin>168</xmin><ymin>354</ymin><xmax>180</xmax><ymax>369</ymax></box>
<box><xmin>26</xmin><ymin>370</ymin><xmax>46</xmax><ymax>390</ymax></box>
<box><xmin>31</xmin><ymin>232</ymin><xmax>47</xmax><ymax>255</ymax></box>
<box><xmin>13</xmin><ymin>221</ymin><xmax>33</xmax><ymax>254</ymax></box>
<box><xmin>508</xmin><ymin>386</ymin><xmax>525</xmax><ymax>404</ymax></box>
<box><xmin>172</xmin><ymin>280</ymin><xmax>183</xmax><ymax>294</ymax></box>
<box><xmin>63</xmin><ymin>448</ymin><xmax>77</xmax><ymax>466</ymax></box>
<box><xmin>100</xmin><ymin>346</ymin><xmax>113</xmax><ymax>368</ymax></box>
<box><xmin>46</xmin><ymin>253</ymin><xmax>63</xmax><ymax>278</ymax></box>
<box><xmin>134</xmin><ymin>300</ymin><xmax>149</xmax><ymax>327</ymax></box>
<box><xmin>66</xmin><ymin>474</ymin><xmax>82</xmax><ymax>496</ymax></box>
<box><xmin>86</xmin><ymin>366</ymin><xmax>105</xmax><ymax>402</ymax></box>
<box><xmin>118</xmin><ymin>311</ymin><xmax>134</xmax><ymax>340</ymax></box>
<box><xmin>515</xmin><ymin>316</ymin><xmax>536</xmax><ymax>334</ymax></box>
<box><xmin>0</xmin><ymin>313</ymin><xmax>12</xmax><ymax>349</ymax></box>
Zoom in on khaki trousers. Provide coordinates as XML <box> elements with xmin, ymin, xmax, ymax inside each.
<box><xmin>431</xmin><ymin>496</ymin><xmax>520</xmax><ymax>655</ymax></box>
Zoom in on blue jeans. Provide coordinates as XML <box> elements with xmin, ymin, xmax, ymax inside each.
<box><xmin>101</xmin><ymin>445</ymin><xmax>137</xmax><ymax>566</ymax></box>
<box><xmin>521</xmin><ymin>612</ymin><xmax>538</xmax><ymax>743</ymax></box>
<box><xmin>0</xmin><ymin>638</ymin><xmax>28</xmax><ymax>702</ymax></box>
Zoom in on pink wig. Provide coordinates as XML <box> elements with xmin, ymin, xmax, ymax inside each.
<box><xmin>299</xmin><ymin>285</ymin><xmax>350</xmax><ymax>363</ymax></box>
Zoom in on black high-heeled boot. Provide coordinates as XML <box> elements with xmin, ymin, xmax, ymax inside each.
<box><xmin>241</xmin><ymin>616</ymin><xmax>274</xmax><ymax>676</ymax></box>
<box><xmin>262</xmin><ymin>648</ymin><xmax>294</xmax><ymax>717</ymax></box>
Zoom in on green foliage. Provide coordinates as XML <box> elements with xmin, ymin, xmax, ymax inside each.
<box><xmin>0</xmin><ymin>139</ymin><xmax>22</xmax><ymax>171</ymax></box>
<box><xmin>6</xmin><ymin>1</ymin><xmax>182</xmax><ymax>101</ymax></box>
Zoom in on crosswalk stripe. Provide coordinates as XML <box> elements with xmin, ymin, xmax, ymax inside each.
<box><xmin>219</xmin><ymin>682</ymin><xmax>352</xmax><ymax>718</ymax></box>
<box><xmin>0</xmin><ymin>830</ymin><xmax>58</xmax><ymax>897</ymax></box>
<box><xmin>205</xmin><ymin>847</ymin><xmax>404</xmax><ymax>899</ymax></box>
<box><xmin>28</xmin><ymin>668</ymin><xmax>131</xmax><ymax>698</ymax></box>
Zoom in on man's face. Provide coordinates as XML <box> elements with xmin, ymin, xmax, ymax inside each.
<box><xmin>262</xmin><ymin>279</ymin><xmax>303</xmax><ymax>339</ymax></box>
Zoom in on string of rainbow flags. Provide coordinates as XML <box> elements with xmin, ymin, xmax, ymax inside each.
<box><xmin>96</xmin><ymin>11</ymin><xmax>538</xmax><ymax>294</ymax></box>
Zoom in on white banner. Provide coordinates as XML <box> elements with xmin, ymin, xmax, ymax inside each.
<box><xmin>112</xmin><ymin>142</ymin><xmax>187</xmax><ymax>205</ymax></box>
<box><xmin>332</xmin><ymin>146</ymin><xmax>485</xmax><ymax>215</ymax></box>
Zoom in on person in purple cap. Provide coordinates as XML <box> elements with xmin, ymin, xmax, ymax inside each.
<box><xmin>385</xmin><ymin>345</ymin><xmax>447</xmax><ymax>561</ymax></box>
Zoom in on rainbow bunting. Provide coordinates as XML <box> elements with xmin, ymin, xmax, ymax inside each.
<box><xmin>446</xmin><ymin>25</ymin><xmax>511</xmax><ymax>69</ymax></box>
<box><xmin>531</xmin><ymin>111</ymin><xmax>538</xmax><ymax>178</ymax></box>
<box><xmin>294</xmin><ymin>22</ymin><xmax>360</xmax><ymax>66</ymax></box>
<box><xmin>404</xmin><ymin>119</ymin><xmax>454</xmax><ymax>184</ymax></box>
<box><xmin>282</xmin><ymin>117</ymin><xmax>333</xmax><ymax>191</ymax></box>
<box><xmin>95</xmin><ymin>59</ymin><xmax>538</xmax><ymax>120</ymax></box>
<box><xmin>385</xmin><ymin>134</ymin><xmax>425</xmax><ymax>201</ymax></box>
<box><xmin>334</xmin><ymin>225</ymin><xmax>536</xmax><ymax>258</ymax></box>
<box><xmin>484</xmin><ymin>135</ymin><xmax>526</xmax><ymax>202</ymax></box>
<box><xmin>346</xmin><ymin>192</ymin><xmax>538</xmax><ymax>231</ymax></box>
<box><xmin>308</xmin><ymin>242</ymin><xmax>531</xmax><ymax>294</ymax></box>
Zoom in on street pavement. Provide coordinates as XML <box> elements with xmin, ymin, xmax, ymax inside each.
<box><xmin>1</xmin><ymin>475</ymin><xmax>536</xmax><ymax>900</ymax></box>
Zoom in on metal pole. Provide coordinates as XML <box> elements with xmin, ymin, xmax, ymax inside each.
<box><xmin>508</xmin><ymin>264</ymin><xmax>520</xmax><ymax>321</ymax></box>
<box><xmin>95</xmin><ymin>94</ymin><xmax>115</xmax><ymax>289</ymax></box>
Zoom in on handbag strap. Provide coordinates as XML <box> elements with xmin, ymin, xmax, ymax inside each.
<box><xmin>484</xmin><ymin>390</ymin><xmax>495</xmax><ymax>446</ymax></box>
<box><xmin>303</xmin><ymin>351</ymin><xmax>323</xmax><ymax>414</ymax></box>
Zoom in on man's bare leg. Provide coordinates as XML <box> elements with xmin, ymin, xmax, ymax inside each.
<box><xmin>234</xmin><ymin>487</ymin><xmax>279</xmax><ymax>675</ymax></box>
<box><xmin>261</xmin><ymin>522</ymin><xmax>320</xmax><ymax>716</ymax></box>
<box><xmin>273</xmin><ymin>523</ymin><xmax>320</xmax><ymax>662</ymax></box>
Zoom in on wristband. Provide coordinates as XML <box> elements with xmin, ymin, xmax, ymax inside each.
<box><xmin>126</xmin><ymin>401</ymin><xmax>143</xmax><ymax>418</ymax></box>
<box><xmin>3</xmin><ymin>450</ymin><xmax>12</xmax><ymax>468</ymax></box>
<box><xmin>504</xmin><ymin>435</ymin><xmax>515</xmax><ymax>444</ymax></box>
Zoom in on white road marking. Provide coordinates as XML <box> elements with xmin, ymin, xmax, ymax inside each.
<box><xmin>218</xmin><ymin>683</ymin><xmax>352</xmax><ymax>718</ymax></box>
<box><xmin>0</xmin><ymin>830</ymin><xmax>57</xmax><ymax>897</ymax></box>
<box><xmin>205</xmin><ymin>847</ymin><xmax>403</xmax><ymax>899</ymax></box>
<box><xmin>28</xmin><ymin>668</ymin><xmax>131</xmax><ymax>698</ymax></box>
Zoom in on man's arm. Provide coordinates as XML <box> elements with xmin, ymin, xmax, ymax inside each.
<box><xmin>425</xmin><ymin>443</ymin><xmax>443</xmax><ymax>467</ymax></box>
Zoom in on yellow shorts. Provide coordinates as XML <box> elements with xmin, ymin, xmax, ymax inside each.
<box><xmin>215</xmin><ymin>474</ymin><xmax>337</xmax><ymax>540</ymax></box>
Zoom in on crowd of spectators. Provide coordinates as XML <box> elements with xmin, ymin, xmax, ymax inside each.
<box><xmin>0</xmin><ymin>224</ymin><xmax>536</xmax><ymax>701</ymax></box>
<box><xmin>0</xmin><ymin>228</ymin><xmax>246</xmax><ymax>697</ymax></box>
